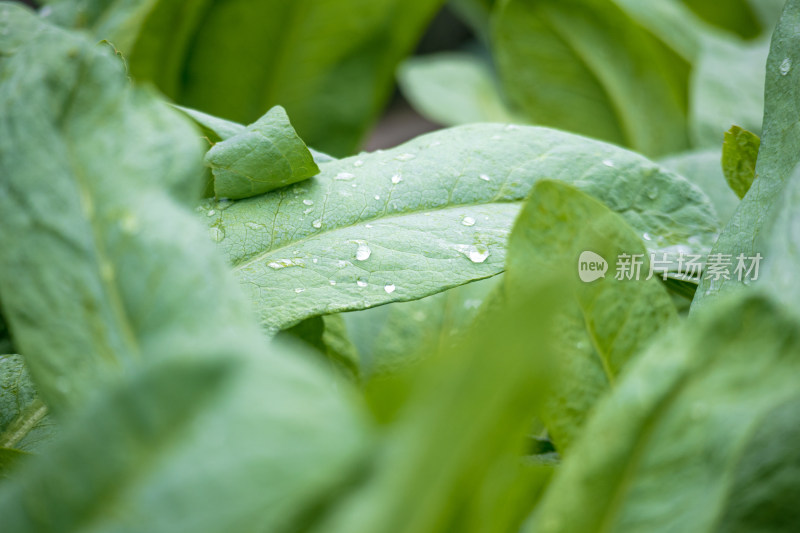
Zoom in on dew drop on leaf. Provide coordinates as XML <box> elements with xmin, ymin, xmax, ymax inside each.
<box><xmin>334</xmin><ymin>172</ymin><xmax>355</xmax><ymax>181</ymax></box>
<box><xmin>391</xmin><ymin>173</ymin><xmax>403</xmax><ymax>184</ymax></box>
<box><xmin>384</xmin><ymin>284</ymin><xmax>396</xmax><ymax>294</ymax></box>
<box><xmin>602</xmin><ymin>159</ymin><xmax>615</xmax><ymax>168</ymax></box>
<box><xmin>462</xmin><ymin>216</ymin><xmax>476</xmax><ymax>227</ymax></box>
<box><xmin>352</xmin><ymin>240</ymin><xmax>371</xmax><ymax>261</ymax></box>
<box><xmin>209</xmin><ymin>227</ymin><xmax>225</xmax><ymax>242</ymax></box>
<box><xmin>478</xmin><ymin>174</ymin><xmax>491</xmax><ymax>182</ymax></box>
<box><xmin>312</xmin><ymin>219</ymin><xmax>322</xmax><ymax>229</ymax></box>
<box><xmin>294</xmin><ymin>288</ymin><xmax>305</xmax><ymax>294</ymax></box>
<box><xmin>780</xmin><ymin>57</ymin><xmax>792</xmax><ymax>76</ymax></box>
<box><xmin>303</xmin><ymin>199</ymin><xmax>314</xmax><ymax>206</ymax></box>
<box><xmin>456</xmin><ymin>244</ymin><xmax>489</xmax><ymax>263</ymax></box>
<box><xmin>357</xmin><ymin>280</ymin><xmax>368</xmax><ymax>288</ymax></box>
<box><xmin>395</xmin><ymin>153</ymin><xmax>415</xmax><ymax>161</ymax></box>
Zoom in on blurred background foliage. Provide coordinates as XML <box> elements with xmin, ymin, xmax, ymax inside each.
<box><xmin>31</xmin><ymin>0</ymin><xmax>781</xmax><ymax>158</ymax></box>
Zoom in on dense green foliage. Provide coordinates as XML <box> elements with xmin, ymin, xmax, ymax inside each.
<box><xmin>1</xmin><ymin>1</ymin><xmax>799</xmax><ymax>532</ymax></box>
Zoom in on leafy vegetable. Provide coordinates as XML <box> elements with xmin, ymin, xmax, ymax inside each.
<box><xmin>528</xmin><ymin>294</ymin><xmax>800</xmax><ymax>533</ymax></box>
<box><xmin>0</xmin><ymin>7</ymin><xmax>369</xmax><ymax>531</ymax></box>
<box><xmin>206</xmin><ymin>123</ymin><xmax>718</xmax><ymax>331</ymax></box>
<box><xmin>3</xmin><ymin>1</ymin><xmax>800</xmax><ymax>531</ymax></box>
<box><xmin>694</xmin><ymin>0</ymin><xmax>800</xmax><ymax>308</ymax></box>
<box><xmin>492</xmin><ymin>0</ymin><xmax>691</xmax><ymax>157</ymax></box>
<box><xmin>505</xmin><ymin>181</ymin><xmax>676</xmax><ymax>450</ymax></box>
<box><xmin>721</xmin><ymin>125</ymin><xmax>761</xmax><ymax>199</ymax></box>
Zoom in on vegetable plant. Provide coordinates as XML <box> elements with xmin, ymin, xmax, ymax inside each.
<box><xmin>1</xmin><ymin>1</ymin><xmax>800</xmax><ymax>532</ymax></box>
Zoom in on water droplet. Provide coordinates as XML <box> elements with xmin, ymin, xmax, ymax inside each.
<box><xmin>395</xmin><ymin>153</ymin><xmax>415</xmax><ymax>161</ymax></box>
<box><xmin>207</xmin><ymin>209</ymin><xmax>216</xmax><ymax>217</ymax></box>
<box><xmin>384</xmin><ymin>284</ymin><xmax>396</xmax><ymax>294</ymax></box>
<box><xmin>391</xmin><ymin>173</ymin><xmax>403</xmax><ymax>184</ymax></box>
<box><xmin>354</xmin><ymin>159</ymin><xmax>364</xmax><ymax>167</ymax></box>
<box><xmin>479</xmin><ymin>174</ymin><xmax>491</xmax><ymax>182</ymax></box>
<box><xmin>642</xmin><ymin>232</ymin><xmax>653</xmax><ymax>241</ymax></box>
<box><xmin>602</xmin><ymin>159</ymin><xmax>615</xmax><ymax>168</ymax></box>
<box><xmin>334</xmin><ymin>172</ymin><xmax>355</xmax><ymax>181</ymax></box>
<box><xmin>245</xmin><ymin>222</ymin><xmax>264</xmax><ymax>230</ymax></box>
<box><xmin>462</xmin><ymin>216</ymin><xmax>476</xmax><ymax>227</ymax></box>
<box><xmin>209</xmin><ymin>227</ymin><xmax>225</xmax><ymax>243</ymax></box>
<box><xmin>456</xmin><ymin>244</ymin><xmax>490</xmax><ymax>263</ymax></box>
<box><xmin>365</xmin><ymin>224</ymin><xmax>373</xmax><ymax>228</ymax></box>
<box><xmin>374</xmin><ymin>195</ymin><xmax>381</xmax><ymax>200</ymax></box>
<box><xmin>329</xmin><ymin>280</ymin><xmax>337</xmax><ymax>286</ymax></box>
<box><xmin>294</xmin><ymin>288</ymin><xmax>305</xmax><ymax>294</ymax></box>
<box><xmin>351</xmin><ymin>240</ymin><xmax>372</xmax><ymax>261</ymax></box>
<box><xmin>312</xmin><ymin>258</ymin><xmax>318</xmax><ymax>264</ymax></box>
<box><xmin>780</xmin><ymin>57</ymin><xmax>792</xmax><ymax>76</ymax></box>
<box><xmin>312</xmin><ymin>219</ymin><xmax>322</xmax><ymax>229</ymax></box>
<box><xmin>646</xmin><ymin>185</ymin><xmax>659</xmax><ymax>200</ymax></box>
<box><xmin>351</xmin><ymin>183</ymin><xmax>358</xmax><ymax>188</ymax></box>
<box><xmin>303</xmin><ymin>199</ymin><xmax>314</xmax><ymax>206</ymax></box>
<box><xmin>267</xmin><ymin>258</ymin><xmax>304</xmax><ymax>269</ymax></box>
<box><xmin>357</xmin><ymin>280</ymin><xmax>368</xmax><ymax>288</ymax></box>
<box><xmin>303</xmin><ymin>208</ymin><xmax>314</xmax><ymax>215</ymax></box>
<box><xmin>337</xmin><ymin>260</ymin><xmax>348</xmax><ymax>268</ymax></box>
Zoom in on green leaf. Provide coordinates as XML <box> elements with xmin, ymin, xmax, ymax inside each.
<box><xmin>760</xmin><ymin>164</ymin><xmax>800</xmax><ymax>313</ymax></box>
<box><xmin>204</xmin><ymin>106</ymin><xmax>319</xmax><ymax>199</ymax></box>
<box><xmin>44</xmin><ymin>0</ymin><xmax>443</xmax><ymax>155</ymax></box>
<box><xmin>721</xmin><ymin>125</ymin><xmax>761</xmax><ymax>198</ymax></box>
<box><xmin>682</xmin><ymin>0</ymin><xmax>762</xmax><ymax>39</ymax></box>
<box><xmin>341</xmin><ymin>276</ymin><xmax>500</xmax><ymax>378</ymax></box>
<box><xmin>397</xmin><ymin>52</ymin><xmax>514</xmax><ymax>126</ymax></box>
<box><xmin>659</xmin><ymin>149</ymin><xmax>740</xmax><ymax>224</ymax></box>
<box><xmin>0</xmin><ymin>8</ymin><xmax>369</xmax><ymax>531</ymax></box>
<box><xmin>311</xmin><ymin>283</ymin><xmax>563</xmax><ymax>533</ymax></box>
<box><xmin>506</xmin><ymin>181</ymin><xmax>677</xmax><ymax>450</ymax></box>
<box><xmin>205</xmin><ymin>123</ymin><xmax>718</xmax><ymax>332</ymax></box>
<box><xmin>690</xmin><ymin>36</ymin><xmax>768</xmax><ymax>148</ymax></box>
<box><xmin>528</xmin><ymin>294</ymin><xmax>800</xmax><ymax>532</ymax></box>
<box><xmin>0</xmin><ymin>355</ymin><xmax>52</xmax><ymax>455</ymax></box>
<box><xmin>492</xmin><ymin>0</ymin><xmax>691</xmax><ymax>157</ymax></box>
<box><xmin>177</xmin><ymin>104</ymin><xmax>336</xmax><ymax>165</ymax></box>
<box><xmin>693</xmin><ymin>0</ymin><xmax>800</xmax><ymax>308</ymax></box>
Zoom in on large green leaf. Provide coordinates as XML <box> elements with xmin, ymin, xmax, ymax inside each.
<box><xmin>492</xmin><ymin>0</ymin><xmax>691</xmax><ymax>158</ymax></box>
<box><xmin>205</xmin><ymin>123</ymin><xmax>718</xmax><ymax>332</ymax></box>
<box><xmin>311</xmin><ymin>283</ymin><xmax>563</xmax><ymax>533</ymax></box>
<box><xmin>0</xmin><ymin>7</ymin><xmax>369</xmax><ymax>531</ymax></box>
<box><xmin>693</xmin><ymin>0</ymin><xmax>800</xmax><ymax>308</ymax></box>
<box><xmin>397</xmin><ymin>52</ymin><xmax>514</xmax><ymax>126</ymax></box>
<box><xmin>528</xmin><ymin>293</ymin><xmax>800</xmax><ymax>532</ymax></box>
<box><xmin>506</xmin><ymin>181</ymin><xmax>677</xmax><ymax>450</ymax></box>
